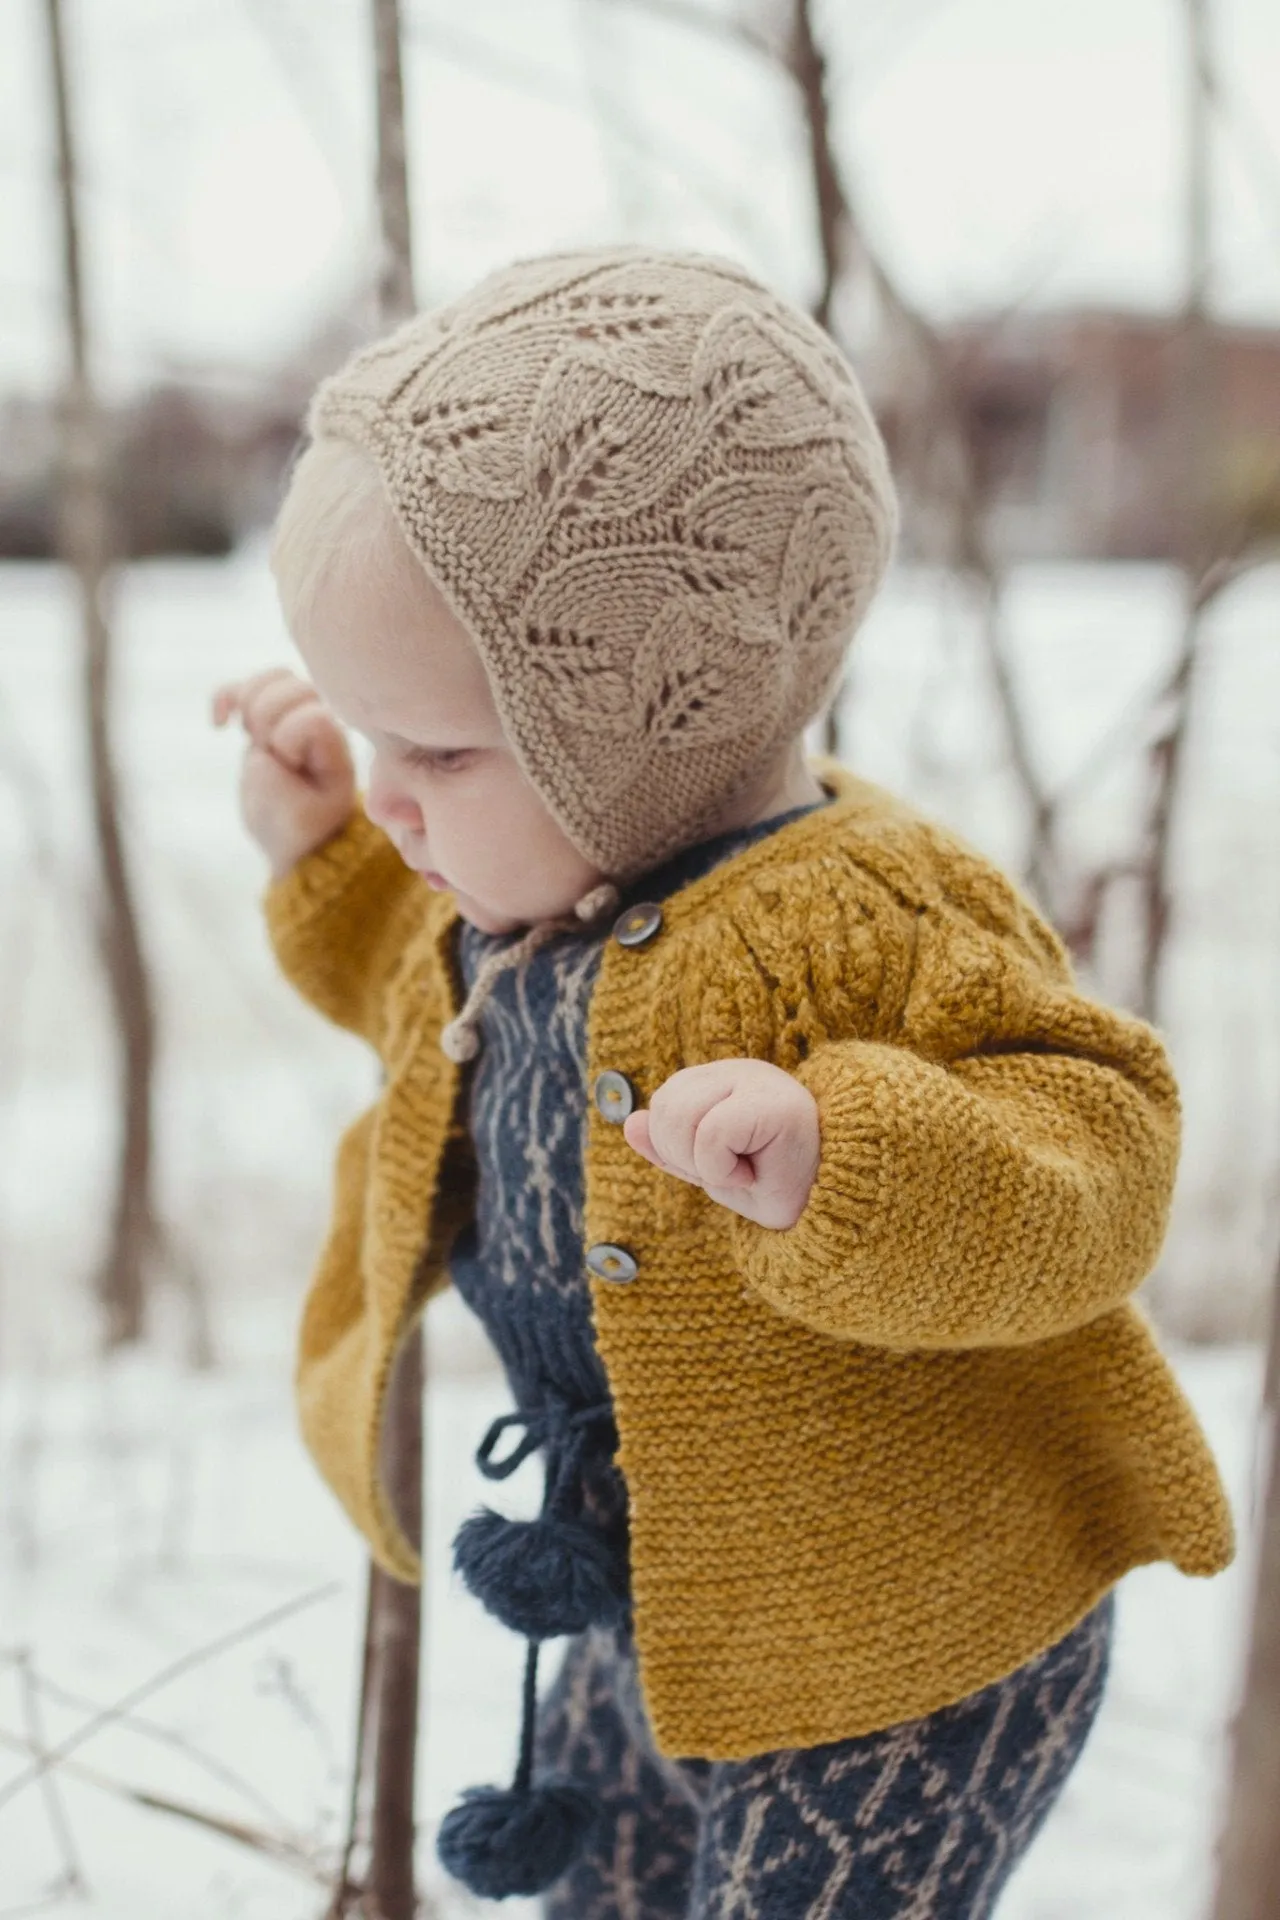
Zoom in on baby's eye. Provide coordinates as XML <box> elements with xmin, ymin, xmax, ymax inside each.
<box><xmin>403</xmin><ymin>745</ymin><xmax>473</xmax><ymax>773</ymax></box>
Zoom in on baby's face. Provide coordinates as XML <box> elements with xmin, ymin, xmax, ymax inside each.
<box><xmin>292</xmin><ymin>540</ymin><xmax>606</xmax><ymax>936</ymax></box>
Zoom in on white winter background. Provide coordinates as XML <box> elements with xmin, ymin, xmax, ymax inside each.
<box><xmin>0</xmin><ymin>551</ymin><xmax>1274</xmax><ymax>1918</ymax></box>
<box><xmin>2</xmin><ymin>0</ymin><xmax>1280</xmax><ymax>1914</ymax></box>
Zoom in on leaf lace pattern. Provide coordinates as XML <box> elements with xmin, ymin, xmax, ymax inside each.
<box><xmin>310</xmin><ymin>247</ymin><xmax>897</xmax><ymax>878</ymax></box>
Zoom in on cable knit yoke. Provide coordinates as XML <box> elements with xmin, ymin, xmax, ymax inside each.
<box><xmin>263</xmin><ymin>755</ymin><xmax>1234</xmax><ymax>1762</ymax></box>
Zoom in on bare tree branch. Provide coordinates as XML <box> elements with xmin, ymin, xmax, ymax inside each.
<box><xmin>0</xmin><ymin>1582</ymin><xmax>341</xmax><ymax>1818</ymax></box>
<box><xmin>0</xmin><ymin>1726</ymin><xmax>327</xmax><ymax>1885</ymax></box>
<box><xmin>15</xmin><ymin>1653</ymin><xmax>85</xmax><ymax>1901</ymax></box>
<box><xmin>598</xmin><ymin>0</ymin><xmax>775</xmax><ymax>58</ymax></box>
<box><xmin>11</xmin><ymin>1656</ymin><xmax>293</xmax><ymax>1831</ymax></box>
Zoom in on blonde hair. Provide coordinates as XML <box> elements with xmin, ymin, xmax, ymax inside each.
<box><xmin>270</xmin><ymin>435</ymin><xmax>420</xmax><ymax>636</ymax></box>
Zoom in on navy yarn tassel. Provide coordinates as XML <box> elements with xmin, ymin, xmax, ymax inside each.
<box><xmin>453</xmin><ymin>1506</ymin><xmax>627</xmax><ymax>1638</ymax></box>
<box><xmin>440</xmin><ymin>1395</ymin><xmax>619</xmax><ymax>1896</ymax></box>
<box><xmin>453</xmin><ymin>1399</ymin><xmax>626</xmax><ymax>1639</ymax></box>
<box><xmin>436</xmin><ymin>1637</ymin><xmax>602</xmax><ymax>1899</ymax></box>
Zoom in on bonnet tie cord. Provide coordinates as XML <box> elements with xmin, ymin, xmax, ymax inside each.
<box><xmin>438</xmin><ymin>1393</ymin><xmax>623</xmax><ymax>1899</ymax></box>
<box><xmin>439</xmin><ymin>880</ymin><xmax>620</xmax><ymax>1063</ymax></box>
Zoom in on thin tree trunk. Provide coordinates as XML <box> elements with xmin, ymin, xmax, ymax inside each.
<box><xmin>1136</xmin><ymin>0</ymin><xmax>1218</xmax><ymax>1027</ymax></box>
<box><xmin>786</xmin><ymin>0</ymin><xmax>846</xmax><ymax>337</ymax></box>
<box><xmin>43</xmin><ymin>0</ymin><xmax>158</xmax><ymax>1349</ymax></box>
<box><xmin>1209</xmin><ymin>1236</ymin><xmax>1280</xmax><ymax>1919</ymax></box>
<box><xmin>373</xmin><ymin>0</ymin><xmax>416</xmax><ymax>327</ymax></box>
<box><xmin>367</xmin><ymin>1336</ymin><xmax>425</xmax><ymax>1920</ymax></box>
<box><xmin>351</xmin><ymin>6</ymin><xmax>425</xmax><ymax>1917</ymax></box>
<box><xmin>786</xmin><ymin>0</ymin><xmax>847</xmax><ymax>759</ymax></box>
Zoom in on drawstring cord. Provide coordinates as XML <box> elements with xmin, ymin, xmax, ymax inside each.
<box><xmin>475</xmin><ymin>1397</ymin><xmax>619</xmax><ymax>1517</ymax></box>
<box><xmin>437</xmin><ymin>1390</ymin><xmax>623</xmax><ymax>1897</ymax></box>
<box><xmin>439</xmin><ymin>880</ymin><xmax>620</xmax><ymax>1063</ymax></box>
<box><xmin>513</xmin><ymin>1638</ymin><xmax>541</xmax><ymax>1796</ymax></box>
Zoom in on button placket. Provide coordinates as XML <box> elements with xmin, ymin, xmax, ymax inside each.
<box><xmin>593</xmin><ymin>1069</ymin><xmax>636</xmax><ymax>1122</ymax></box>
<box><xmin>612</xmin><ymin>901</ymin><xmax>663</xmax><ymax>949</ymax></box>
<box><xmin>595</xmin><ymin>899</ymin><xmax>662</xmax><ymax>1288</ymax></box>
<box><xmin>586</xmin><ymin>1242</ymin><xmax>639</xmax><ymax>1286</ymax></box>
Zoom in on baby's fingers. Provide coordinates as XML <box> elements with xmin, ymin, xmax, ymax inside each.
<box><xmin>690</xmin><ymin>1103</ymin><xmax>758</xmax><ymax>1190</ymax></box>
<box><xmin>622</xmin><ymin>1110</ymin><xmax>700</xmax><ymax>1186</ymax></box>
<box><xmin>271</xmin><ymin>701</ymin><xmax>353</xmax><ymax>786</ymax></box>
<box><xmin>622</xmin><ymin>1110</ymin><xmax>659</xmax><ymax>1168</ymax></box>
<box><xmin>211</xmin><ymin>682</ymin><xmax>242</xmax><ymax>726</ymax></box>
<box><xmin>212</xmin><ymin>670</ymin><xmax>280</xmax><ymax>725</ymax></box>
<box><xmin>211</xmin><ymin>669</ymin><xmax>312</xmax><ymax>739</ymax></box>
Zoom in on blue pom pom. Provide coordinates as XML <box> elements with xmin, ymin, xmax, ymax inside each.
<box><xmin>452</xmin><ymin>1508</ymin><xmax>627</xmax><ymax>1638</ymax></box>
<box><xmin>436</xmin><ymin>1779</ymin><xmax>600</xmax><ymax>1898</ymax></box>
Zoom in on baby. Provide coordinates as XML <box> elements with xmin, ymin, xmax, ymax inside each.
<box><xmin>214</xmin><ymin>247</ymin><xmax>1233</xmax><ymax>1919</ymax></box>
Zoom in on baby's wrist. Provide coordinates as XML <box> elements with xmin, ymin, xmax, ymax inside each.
<box><xmin>265</xmin><ymin>815</ymin><xmax>357</xmax><ymax>883</ymax></box>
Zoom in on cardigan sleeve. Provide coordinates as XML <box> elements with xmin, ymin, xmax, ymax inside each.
<box><xmin>728</xmin><ymin>896</ymin><xmax>1182</xmax><ymax>1350</ymax></box>
<box><xmin>262</xmin><ymin>806</ymin><xmax>426</xmax><ymax>1055</ymax></box>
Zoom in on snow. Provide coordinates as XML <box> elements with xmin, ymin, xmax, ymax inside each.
<box><xmin>0</xmin><ymin>545</ymin><xmax>1276</xmax><ymax>1911</ymax></box>
<box><xmin>0</xmin><ymin>1326</ymin><xmax>1265</xmax><ymax>1917</ymax></box>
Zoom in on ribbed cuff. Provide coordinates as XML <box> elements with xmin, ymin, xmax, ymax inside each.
<box><xmin>262</xmin><ymin>808</ymin><xmax>394</xmax><ymax>946</ymax></box>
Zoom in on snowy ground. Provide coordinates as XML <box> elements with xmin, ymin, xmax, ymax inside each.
<box><xmin>0</xmin><ymin>548</ymin><xmax>1276</xmax><ymax>1913</ymax></box>
<box><xmin>0</xmin><ymin>1321</ymin><xmax>1266</xmax><ymax>1919</ymax></box>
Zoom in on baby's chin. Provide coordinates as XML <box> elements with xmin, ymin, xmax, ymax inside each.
<box><xmin>447</xmin><ymin>888</ymin><xmax>527</xmax><ymax>937</ymax></box>
<box><xmin>460</xmin><ymin>905</ymin><xmax>523</xmax><ymax>936</ymax></box>
<box><xmin>430</xmin><ymin>874</ymin><xmax>592</xmax><ymax>937</ymax></box>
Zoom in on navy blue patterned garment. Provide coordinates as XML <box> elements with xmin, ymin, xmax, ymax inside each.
<box><xmin>534</xmin><ymin>1594</ymin><xmax>1115</xmax><ymax>1920</ymax></box>
<box><xmin>447</xmin><ymin>795</ymin><xmax>832</xmax><ymax>1625</ymax></box>
<box><xmin>440</xmin><ymin>798</ymin><xmax>830</xmax><ymax>1898</ymax></box>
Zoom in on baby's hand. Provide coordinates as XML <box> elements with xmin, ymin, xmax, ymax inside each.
<box><xmin>622</xmin><ymin>1059</ymin><xmax>820</xmax><ymax>1230</ymax></box>
<box><xmin>211</xmin><ymin>668</ymin><xmax>357</xmax><ymax>880</ymax></box>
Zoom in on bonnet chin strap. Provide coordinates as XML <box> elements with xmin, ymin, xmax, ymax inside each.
<box><xmin>438</xmin><ymin>881</ymin><xmax>620</xmax><ymax>1063</ymax></box>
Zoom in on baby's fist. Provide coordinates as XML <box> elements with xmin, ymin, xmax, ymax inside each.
<box><xmin>212</xmin><ymin>668</ymin><xmax>357</xmax><ymax>879</ymax></box>
<box><xmin>622</xmin><ymin>1059</ymin><xmax>820</xmax><ymax>1230</ymax></box>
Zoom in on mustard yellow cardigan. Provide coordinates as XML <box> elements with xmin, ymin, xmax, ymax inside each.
<box><xmin>264</xmin><ymin>757</ymin><xmax>1233</xmax><ymax>1760</ymax></box>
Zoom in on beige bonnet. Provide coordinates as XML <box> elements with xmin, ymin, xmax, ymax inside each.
<box><xmin>307</xmin><ymin>245</ymin><xmax>898</xmax><ymax>1058</ymax></box>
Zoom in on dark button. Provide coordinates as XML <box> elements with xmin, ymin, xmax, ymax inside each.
<box><xmin>586</xmin><ymin>1242</ymin><xmax>639</xmax><ymax>1286</ymax></box>
<box><xmin>613</xmin><ymin>901</ymin><xmax>663</xmax><ymax>948</ymax></box>
<box><xmin>593</xmin><ymin>1070</ymin><xmax>636</xmax><ymax>1122</ymax></box>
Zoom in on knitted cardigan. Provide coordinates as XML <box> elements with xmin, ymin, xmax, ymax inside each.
<box><xmin>263</xmin><ymin>756</ymin><xmax>1234</xmax><ymax>1761</ymax></box>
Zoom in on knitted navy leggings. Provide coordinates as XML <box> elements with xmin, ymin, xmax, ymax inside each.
<box><xmin>532</xmin><ymin>1593</ymin><xmax>1114</xmax><ymax>1920</ymax></box>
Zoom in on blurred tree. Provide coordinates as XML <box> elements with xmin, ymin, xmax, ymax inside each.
<box><xmin>325</xmin><ymin>6</ymin><xmax>427</xmax><ymax>1919</ymax></box>
<box><xmin>43</xmin><ymin>0</ymin><xmax>158</xmax><ymax>1351</ymax></box>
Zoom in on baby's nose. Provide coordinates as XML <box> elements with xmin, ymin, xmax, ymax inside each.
<box><xmin>365</xmin><ymin>760</ymin><xmax>424</xmax><ymax>832</ymax></box>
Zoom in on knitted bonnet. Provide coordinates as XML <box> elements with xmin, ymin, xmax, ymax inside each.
<box><xmin>307</xmin><ymin>244</ymin><xmax>898</xmax><ymax>891</ymax></box>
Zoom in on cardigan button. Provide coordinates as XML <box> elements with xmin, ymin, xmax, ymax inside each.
<box><xmin>613</xmin><ymin>901</ymin><xmax>663</xmax><ymax>948</ymax></box>
<box><xmin>593</xmin><ymin>1070</ymin><xmax>636</xmax><ymax>1122</ymax></box>
<box><xmin>586</xmin><ymin>1242</ymin><xmax>639</xmax><ymax>1286</ymax></box>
